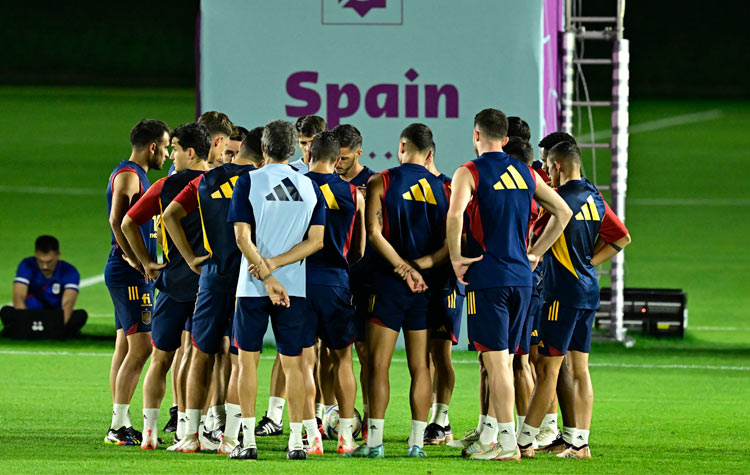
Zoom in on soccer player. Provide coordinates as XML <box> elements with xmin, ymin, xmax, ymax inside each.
<box><xmin>104</xmin><ymin>118</ymin><xmax>170</xmax><ymax>445</ymax></box>
<box><xmin>348</xmin><ymin>123</ymin><xmax>449</xmax><ymax>459</ymax></box>
<box><xmin>162</xmin><ymin>127</ymin><xmax>265</xmax><ymax>454</ymax></box>
<box><xmin>222</xmin><ymin>126</ymin><xmax>248</xmax><ymax>164</ymax></box>
<box><xmin>12</xmin><ymin>235</ymin><xmax>83</xmax><ymax>332</ymax></box>
<box><xmin>289</xmin><ymin>115</ymin><xmax>327</xmax><ymax>174</ymax></box>
<box><xmin>227</xmin><ymin>120</ymin><xmax>325</xmax><ymax>461</ymax></box>
<box><xmin>507</xmin><ymin>116</ymin><xmax>532</xmax><ymax>143</ymax></box>
<box><xmin>332</xmin><ymin>123</ymin><xmax>377</xmax><ymax>434</ymax></box>
<box><xmin>422</xmin><ymin>142</ymin><xmax>463</xmax><ymax>446</ymax></box>
<box><xmin>446</xmin><ymin>108</ymin><xmax>572</xmax><ymax>461</ymax></box>
<box><xmin>296</xmin><ymin>132</ymin><xmax>366</xmax><ymax>454</ymax></box>
<box><xmin>198</xmin><ymin>110</ymin><xmax>233</xmax><ymax>168</ymax></box>
<box><xmin>516</xmin><ymin>141</ymin><xmax>630</xmax><ymax>460</ymax></box>
<box><xmin>121</xmin><ymin>122</ymin><xmax>211</xmax><ymax>450</ymax></box>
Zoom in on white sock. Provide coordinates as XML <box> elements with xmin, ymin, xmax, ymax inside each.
<box><xmin>213</xmin><ymin>404</ymin><xmax>226</xmax><ymax>427</ymax></box>
<box><xmin>186</xmin><ymin>409</ymin><xmax>202</xmax><ymax>437</ymax></box>
<box><xmin>199</xmin><ymin>414</ymin><xmax>206</xmax><ymax>433</ymax></box>
<box><xmin>366</xmin><ymin>418</ymin><xmax>384</xmax><ymax>447</ymax></box>
<box><xmin>428</xmin><ymin>403</ymin><xmax>438</xmax><ymax>423</ymax></box>
<box><xmin>111</xmin><ymin>403</ymin><xmax>129</xmax><ymax>430</ymax></box>
<box><xmin>517</xmin><ymin>423</ymin><xmax>540</xmax><ymax>447</ymax></box>
<box><xmin>142</xmin><ymin>408</ymin><xmax>159</xmax><ymax>436</ymax></box>
<box><xmin>204</xmin><ymin>408</ymin><xmax>215</xmax><ymax>432</ymax></box>
<box><xmin>176</xmin><ymin>411</ymin><xmax>187</xmax><ymax>439</ymax></box>
<box><xmin>362</xmin><ymin>403</ymin><xmax>369</xmax><ymax>420</ymax></box>
<box><xmin>289</xmin><ymin>422</ymin><xmax>304</xmax><ymax>451</ymax></box>
<box><xmin>339</xmin><ymin>417</ymin><xmax>355</xmax><ymax>442</ymax></box>
<box><xmin>516</xmin><ymin>415</ymin><xmax>525</xmax><ymax>439</ymax></box>
<box><xmin>479</xmin><ymin>415</ymin><xmax>498</xmax><ymax>445</ymax></box>
<box><xmin>562</xmin><ymin>426</ymin><xmax>576</xmax><ymax>445</ymax></box>
<box><xmin>268</xmin><ymin>396</ymin><xmax>285</xmax><ymax>425</ymax></box>
<box><xmin>408</xmin><ymin>420</ymin><xmax>427</xmax><ymax>448</ymax></box>
<box><xmin>241</xmin><ymin>417</ymin><xmax>256</xmax><ymax>448</ymax></box>
<box><xmin>224</xmin><ymin>403</ymin><xmax>242</xmax><ymax>440</ymax></box>
<box><xmin>476</xmin><ymin>414</ymin><xmax>487</xmax><ymax>434</ymax></box>
<box><xmin>303</xmin><ymin>418</ymin><xmax>320</xmax><ymax>445</ymax></box>
<box><xmin>574</xmin><ymin>429</ymin><xmax>589</xmax><ymax>448</ymax></box>
<box><xmin>498</xmin><ymin>422</ymin><xmax>516</xmax><ymax>451</ymax></box>
<box><xmin>315</xmin><ymin>403</ymin><xmax>324</xmax><ymax>420</ymax></box>
<box><xmin>433</xmin><ymin>403</ymin><xmax>450</xmax><ymax>427</ymax></box>
<box><xmin>542</xmin><ymin>413</ymin><xmax>558</xmax><ymax>431</ymax></box>
<box><xmin>125</xmin><ymin>407</ymin><xmax>132</xmax><ymax>427</ymax></box>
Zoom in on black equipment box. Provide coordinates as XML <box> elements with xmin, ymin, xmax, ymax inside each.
<box><xmin>595</xmin><ymin>288</ymin><xmax>687</xmax><ymax>337</ymax></box>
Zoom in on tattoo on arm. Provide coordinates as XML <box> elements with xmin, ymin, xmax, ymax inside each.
<box><xmin>376</xmin><ymin>209</ymin><xmax>383</xmax><ymax>226</ymax></box>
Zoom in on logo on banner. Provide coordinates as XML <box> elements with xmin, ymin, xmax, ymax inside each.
<box><xmin>286</xmin><ymin>68</ymin><xmax>459</xmax><ymax>128</ymax></box>
<box><xmin>322</xmin><ymin>0</ymin><xmax>403</xmax><ymax>25</ymax></box>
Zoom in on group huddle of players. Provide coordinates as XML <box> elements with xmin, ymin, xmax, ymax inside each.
<box><xmin>103</xmin><ymin>107</ymin><xmax>630</xmax><ymax>462</ymax></box>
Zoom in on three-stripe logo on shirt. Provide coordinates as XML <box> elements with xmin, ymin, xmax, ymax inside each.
<box><xmin>265</xmin><ymin>178</ymin><xmax>303</xmax><ymax>202</ymax></box>
<box><xmin>493</xmin><ymin>165</ymin><xmax>529</xmax><ymax>190</ymax></box>
<box><xmin>319</xmin><ymin>184</ymin><xmax>340</xmax><ymax>210</ymax></box>
<box><xmin>402</xmin><ymin>178</ymin><xmax>437</xmax><ymax>204</ymax></box>
<box><xmin>210</xmin><ymin>176</ymin><xmax>239</xmax><ymax>199</ymax></box>
<box><xmin>574</xmin><ymin>195</ymin><xmax>601</xmax><ymax>221</ymax></box>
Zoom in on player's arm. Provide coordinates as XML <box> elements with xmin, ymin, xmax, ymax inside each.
<box><xmin>264</xmin><ymin>225</ymin><xmax>325</xmax><ymax>271</ymax></box>
<box><xmin>528</xmin><ymin>179</ymin><xmax>573</xmax><ymax>270</ymax></box>
<box><xmin>164</xmin><ymin>175</ymin><xmax>209</xmax><ymax>275</ymax></box>
<box><xmin>234</xmin><ymin>222</ymin><xmax>289</xmax><ymax>307</ymax></box>
<box><xmin>109</xmin><ymin>171</ymin><xmax>146</xmax><ymax>273</ymax></box>
<box><xmin>61</xmin><ymin>289</ymin><xmax>78</xmax><ymax>324</ymax></box>
<box><xmin>12</xmin><ymin>283</ymin><xmax>28</xmax><ymax>309</ymax></box>
<box><xmin>447</xmin><ymin>166</ymin><xmax>483</xmax><ymax>285</ymax></box>
<box><xmin>122</xmin><ymin>181</ymin><xmax>166</xmax><ymax>280</ymax></box>
<box><xmin>347</xmin><ymin>190</ymin><xmax>367</xmax><ymax>265</ymax></box>
<box><xmin>591</xmin><ymin>201</ymin><xmax>631</xmax><ymax>266</ymax></box>
<box><xmin>411</xmin><ymin>241</ymin><xmax>449</xmax><ymax>271</ymax></box>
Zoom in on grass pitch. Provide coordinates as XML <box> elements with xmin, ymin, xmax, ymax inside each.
<box><xmin>0</xmin><ymin>88</ymin><xmax>748</xmax><ymax>473</ymax></box>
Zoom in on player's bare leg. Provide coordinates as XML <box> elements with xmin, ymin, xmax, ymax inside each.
<box><xmin>529</xmin><ymin>345</ymin><xmax>562</xmax><ymax>449</ymax></box>
<box><xmin>279</xmin><ymin>353</ymin><xmax>307</xmax><ymax>456</ymax></box>
<box><xmin>301</xmin><ymin>345</ymin><xmax>323</xmax><ymax>454</ymax></box>
<box><xmin>516</xmin><ymin>354</ymin><xmax>564</xmax><ymax>457</ymax></box>
<box><xmin>556</xmin><ymin>350</ymin><xmax>592</xmax><ymax>459</ymax></box>
<box><xmin>318</xmin><ymin>345</ymin><xmax>338</xmax><ymax>420</ymax></box>
<box><xmin>110</xmin><ymin>331</ymin><xmax>151</xmax><ymax>444</ymax></box>
<box><xmin>235</xmin><ymin>350</ymin><xmax>260</xmax><ymax>456</ymax></box>
<box><xmin>218</xmin><ymin>353</ymin><xmax>242</xmax><ymax>454</ymax></box>
<box><xmin>404</xmin><ymin>329</ymin><xmax>431</xmax><ymax>456</ymax></box>
<box><xmin>177</xmin><ymin>347</ymin><xmax>215</xmax><ymax>452</ymax></box>
<box><xmin>425</xmin><ymin>339</ymin><xmax>455</xmax><ymax>444</ymax></box>
<box><xmin>206</xmin><ymin>338</ymin><xmax>230</xmax><ymax>434</ymax></box>
<box><xmin>109</xmin><ymin>329</ymin><xmax>128</xmax><ymax>400</ymax></box>
<box><xmin>363</xmin><ymin>321</ymin><xmax>399</xmax><ymax>453</ymax></box>
<box><xmin>256</xmin><ymin>354</ymin><xmax>285</xmax><ymax>436</ymax></box>
<box><xmin>141</xmin><ymin>347</ymin><xmax>177</xmax><ymax>448</ymax></box>
<box><xmin>553</xmin><ymin>356</ymin><xmax>577</xmax><ymax>450</ymax></box>
<box><xmin>332</xmin><ymin>345</ymin><xmax>357</xmax><ymax>452</ymax></box>
<box><xmin>451</xmin><ymin>351</ymin><xmax>488</xmax><ymax>449</ymax></box>
<box><xmin>169</xmin><ymin>331</ymin><xmax>191</xmax><ymax>448</ymax></box>
<box><xmin>513</xmin><ymin>354</ymin><xmax>534</xmax><ymax>436</ymax></box>
<box><xmin>354</xmin><ymin>340</ymin><xmax>369</xmax><ymax>436</ymax></box>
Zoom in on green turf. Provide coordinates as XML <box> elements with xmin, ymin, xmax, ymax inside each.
<box><xmin>0</xmin><ymin>88</ymin><xmax>748</xmax><ymax>473</ymax></box>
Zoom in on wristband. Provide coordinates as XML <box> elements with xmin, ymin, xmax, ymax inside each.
<box><xmin>260</xmin><ymin>273</ymin><xmax>272</xmax><ymax>282</ymax></box>
<box><xmin>609</xmin><ymin>242</ymin><xmax>623</xmax><ymax>252</ymax></box>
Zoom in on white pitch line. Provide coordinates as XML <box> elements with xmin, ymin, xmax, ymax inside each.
<box><xmin>1</xmin><ymin>350</ymin><xmax>747</xmax><ymax>371</ymax></box>
<box><xmin>0</xmin><ymin>185</ymin><xmax>100</xmax><ymax>196</ymax></box>
<box><xmin>692</xmin><ymin>326</ymin><xmax>750</xmax><ymax>332</ymax></box>
<box><xmin>629</xmin><ymin>198</ymin><xmax>750</xmax><ymax>207</ymax></box>
<box><xmin>592</xmin><ymin>109</ymin><xmax>724</xmax><ymax>141</ymax></box>
<box><xmin>1</xmin><ymin>273</ymin><xmax>105</xmax><ymax>307</ymax></box>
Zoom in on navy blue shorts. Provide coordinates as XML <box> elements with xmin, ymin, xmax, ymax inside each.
<box><xmin>430</xmin><ymin>287</ymin><xmax>465</xmax><ymax>345</ymax></box>
<box><xmin>233</xmin><ymin>296</ymin><xmax>305</xmax><ymax>356</ymax></box>
<box><xmin>107</xmin><ymin>283</ymin><xmax>154</xmax><ymax>335</ymax></box>
<box><xmin>529</xmin><ymin>292</ymin><xmax>542</xmax><ymax>347</ymax></box>
<box><xmin>516</xmin><ymin>292</ymin><xmax>542</xmax><ymax>355</ymax></box>
<box><xmin>151</xmin><ymin>291</ymin><xmax>196</xmax><ymax>352</ymax></box>
<box><xmin>191</xmin><ymin>288</ymin><xmax>235</xmax><ymax>355</ymax></box>
<box><xmin>304</xmin><ymin>285</ymin><xmax>356</xmax><ymax>350</ymax></box>
<box><xmin>538</xmin><ymin>300</ymin><xmax>596</xmax><ymax>356</ymax></box>
<box><xmin>351</xmin><ymin>282</ymin><xmax>371</xmax><ymax>342</ymax></box>
<box><xmin>466</xmin><ymin>286</ymin><xmax>531</xmax><ymax>353</ymax></box>
<box><xmin>369</xmin><ymin>277</ymin><xmax>430</xmax><ymax>333</ymax></box>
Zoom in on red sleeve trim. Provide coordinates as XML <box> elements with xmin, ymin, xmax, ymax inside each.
<box><xmin>526</xmin><ymin>164</ymin><xmax>538</xmax><ymax>184</ymax></box>
<box><xmin>110</xmin><ymin>167</ymin><xmax>143</xmax><ymax>196</ymax></box>
<box><xmin>173</xmin><ymin>174</ymin><xmax>203</xmax><ymax>214</ymax></box>
<box><xmin>463</xmin><ymin>161</ymin><xmax>480</xmax><ymax>190</ymax></box>
<box><xmin>126</xmin><ymin>177</ymin><xmax>166</xmax><ymax>225</ymax></box>
<box><xmin>599</xmin><ymin>199</ymin><xmax>629</xmax><ymax>243</ymax></box>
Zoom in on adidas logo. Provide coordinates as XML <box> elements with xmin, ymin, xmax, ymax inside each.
<box><xmin>369</xmin><ymin>425</ymin><xmax>377</xmax><ymax>430</ymax></box>
<box><xmin>574</xmin><ymin>195</ymin><xmax>601</xmax><ymax>221</ymax></box>
<box><xmin>402</xmin><ymin>178</ymin><xmax>437</xmax><ymax>204</ymax></box>
<box><xmin>319</xmin><ymin>184</ymin><xmax>340</xmax><ymax>210</ymax></box>
<box><xmin>234</xmin><ymin>414</ymin><xmax>242</xmax><ymax>418</ymax></box>
<box><xmin>265</xmin><ymin>178</ymin><xmax>302</xmax><ymax>201</ymax></box>
<box><xmin>577</xmin><ymin>435</ymin><xmax>584</xmax><ymax>440</ymax></box>
<box><xmin>485</xmin><ymin>423</ymin><xmax>493</xmax><ymax>427</ymax></box>
<box><xmin>493</xmin><ymin>165</ymin><xmax>529</xmax><ymax>190</ymax></box>
<box><xmin>277</xmin><ymin>405</ymin><xmax>284</xmax><ymax>410</ymax></box>
<box><xmin>523</xmin><ymin>431</ymin><xmax>531</xmax><ymax>436</ymax></box>
<box><xmin>210</xmin><ymin>176</ymin><xmax>239</xmax><ymax>199</ymax></box>
<box><xmin>143</xmin><ymin>414</ymin><xmax>148</xmax><ymax>420</ymax></box>
<box><xmin>179</xmin><ymin>418</ymin><xmax>186</xmax><ymax>423</ymax></box>
<box><xmin>500</xmin><ymin>430</ymin><xmax>510</xmax><ymax>435</ymax></box>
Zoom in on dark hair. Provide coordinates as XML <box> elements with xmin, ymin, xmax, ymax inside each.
<box><xmin>239</xmin><ymin>126</ymin><xmax>264</xmax><ymax>161</ymax></box>
<box><xmin>198</xmin><ymin>111</ymin><xmax>233</xmax><ymax>137</ymax></box>
<box><xmin>331</xmin><ymin>124</ymin><xmax>363</xmax><ymax>150</ymax></box>
<box><xmin>310</xmin><ymin>131</ymin><xmax>341</xmax><ymax>164</ymax></box>
<box><xmin>230</xmin><ymin>126</ymin><xmax>249</xmax><ymax>142</ymax></box>
<box><xmin>130</xmin><ymin>119</ymin><xmax>170</xmax><ymax>148</ymax></box>
<box><xmin>548</xmin><ymin>141</ymin><xmax>582</xmax><ymax>166</ymax></box>
<box><xmin>262</xmin><ymin>120</ymin><xmax>297</xmax><ymax>160</ymax></box>
<box><xmin>474</xmin><ymin>108</ymin><xmax>509</xmax><ymax>141</ymax></box>
<box><xmin>35</xmin><ymin>235</ymin><xmax>59</xmax><ymax>253</ymax></box>
<box><xmin>504</xmin><ymin>137</ymin><xmax>534</xmax><ymax>165</ymax></box>
<box><xmin>507</xmin><ymin>116</ymin><xmax>531</xmax><ymax>143</ymax></box>
<box><xmin>538</xmin><ymin>131</ymin><xmax>577</xmax><ymax>149</ymax></box>
<box><xmin>171</xmin><ymin>122</ymin><xmax>211</xmax><ymax>160</ymax></box>
<box><xmin>400</xmin><ymin>123</ymin><xmax>434</xmax><ymax>152</ymax></box>
<box><xmin>295</xmin><ymin>115</ymin><xmax>327</xmax><ymax>137</ymax></box>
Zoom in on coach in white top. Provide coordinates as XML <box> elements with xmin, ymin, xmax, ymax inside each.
<box><xmin>227</xmin><ymin>120</ymin><xmax>326</xmax><ymax>461</ymax></box>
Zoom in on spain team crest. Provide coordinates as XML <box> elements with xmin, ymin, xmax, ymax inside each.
<box><xmin>141</xmin><ymin>310</ymin><xmax>152</xmax><ymax>325</ymax></box>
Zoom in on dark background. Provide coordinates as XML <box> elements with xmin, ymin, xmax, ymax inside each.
<box><xmin>1</xmin><ymin>1</ymin><xmax>747</xmax><ymax>98</ymax></box>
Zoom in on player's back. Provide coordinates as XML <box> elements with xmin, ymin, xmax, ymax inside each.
<box><xmin>105</xmin><ymin>160</ymin><xmax>155</xmax><ymax>286</ymax></box>
<box><xmin>232</xmin><ymin>163</ymin><xmax>322</xmax><ymax>297</ymax></box>
<box><xmin>305</xmin><ymin>171</ymin><xmax>358</xmax><ymax>286</ymax></box>
<box><xmin>544</xmin><ymin>178</ymin><xmax>607</xmax><ymax>309</ymax></box>
<box><xmin>463</xmin><ymin>152</ymin><xmax>536</xmax><ymax>289</ymax></box>
<box><xmin>377</xmin><ymin>163</ymin><xmax>449</xmax><ymax>276</ymax></box>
